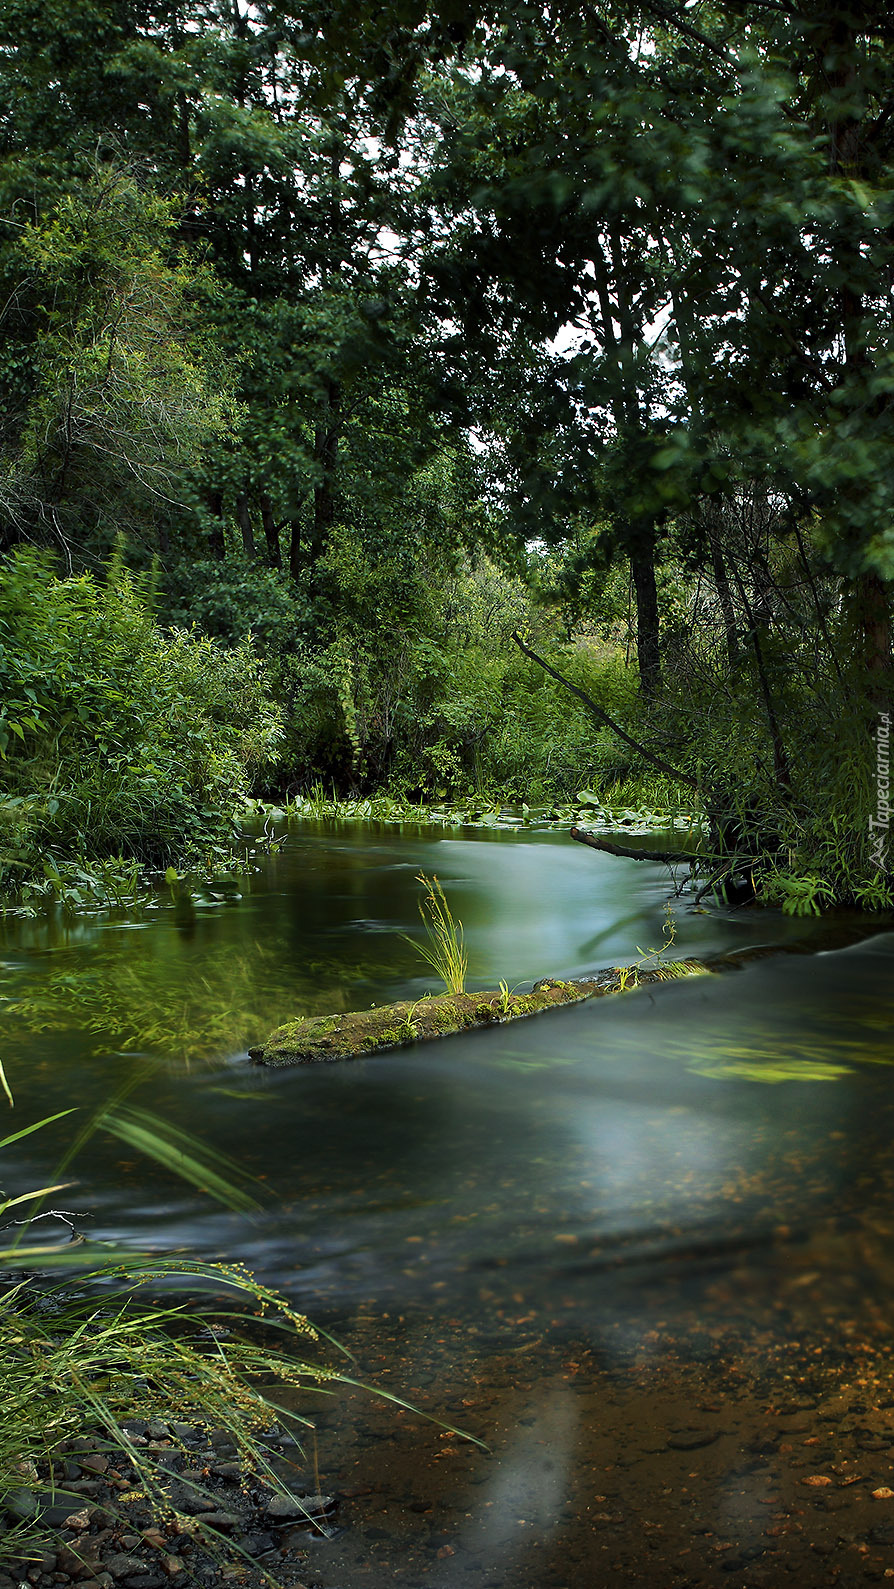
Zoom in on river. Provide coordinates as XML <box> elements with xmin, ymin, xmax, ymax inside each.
<box><xmin>3</xmin><ymin>822</ymin><xmax>894</xmax><ymax>1587</ymax></box>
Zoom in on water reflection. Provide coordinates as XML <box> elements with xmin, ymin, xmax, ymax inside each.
<box><xmin>445</xmin><ymin>1378</ymin><xmax>578</xmax><ymax>1582</ymax></box>
<box><xmin>3</xmin><ymin>827</ymin><xmax>894</xmax><ymax>1585</ymax></box>
<box><xmin>0</xmin><ymin>821</ymin><xmax>831</xmax><ymax>1067</ymax></box>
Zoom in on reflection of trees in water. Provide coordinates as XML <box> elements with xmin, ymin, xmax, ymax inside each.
<box><xmin>4</xmin><ymin>941</ymin><xmax>391</xmax><ymax>1061</ymax></box>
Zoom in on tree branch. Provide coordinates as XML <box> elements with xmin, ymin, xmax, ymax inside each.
<box><xmin>569</xmin><ymin>827</ymin><xmax>701</xmax><ymax>863</ymax></box>
<box><xmin>510</xmin><ymin>632</ymin><xmax>700</xmax><ymax>790</ymax></box>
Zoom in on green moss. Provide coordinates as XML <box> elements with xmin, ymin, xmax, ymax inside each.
<box><xmin>474</xmin><ymin>1001</ymin><xmax>498</xmax><ymax>1020</ymax></box>
<box><xmin>509</xmin><ymin>994</ymin><xmax>538</xmax><ymax>1016</ymax></box>
<box><xmin>250</xmin><ymin>963</ymin><xmax>719</xmax><ymax>1067</ymax></box>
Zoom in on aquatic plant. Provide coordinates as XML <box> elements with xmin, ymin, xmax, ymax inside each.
<box><xmin>281</xmin><ymin>786</ymin><xmax>701</xmax><ymax>836</ymax></box>
<box><xmin>402</xmin><ymin>873</ymin><xmax>468</xmax><ymax>995</ymax></box>
<box><xmin>615</xmin><ymin>906</ymin><xmax>692</xmax><ymax>989</ymax></box>
<box><xmin>1</xmin><ymin>938</ymin><xmax>391</xmax><ymax>1063</ymax></box>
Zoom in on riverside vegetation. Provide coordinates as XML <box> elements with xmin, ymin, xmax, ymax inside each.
<box><xmin>0</xmin><ymin>1091</ymin><xmax>339</xmax><ymax>1576</ymax></box>
<box><xmin>0</xmin><ymin>537</ymin><xmax>884</xmax><ymax>918</ymax></box>
<box><xmin>5</xmin><ymin>7</ymin><xmax>893</xmax><ymax>1575</ymax></box>
<box><xmin>0</xmin><ymin>0</ymin><xmax>892</xmax><ymax>917</ymax></box>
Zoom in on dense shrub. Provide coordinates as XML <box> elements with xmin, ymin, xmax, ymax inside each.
<box><xmin>157</xmin><ymin>538</ymin><xmax>648</xmax><ymax>805</ymax></box>
<box><xmin>0</xmin><ymin>548</ymin><xmax>282</xmax><ymax>897</ymax></box>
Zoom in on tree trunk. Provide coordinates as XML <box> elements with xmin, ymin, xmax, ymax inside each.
<box><xmin>707</xmin><ymin>518</ymin><xmax>740</xmax><ymax>669</ymax></box>
<box><xmin>630</xmin><ymin>537</ymin><xmax>661</xmax><ymax>696</ymax></box>
<box><xmin>207</xmin><ymin>491</ymin><xmax>226</xmax><ymax>561</ymax></box>
<box><xmin>852</xmin><ymin>568</ymin><xmax>892</xmax><ymax>693</ymax></box>
<box><xmin>260</xmin><ymin>492</ymin><xmax>281</xmax><ymax>569</ymax></box>
<box><xmin>289</xmin><ymin>516</ymin><xmax>303</xmax><ymax>582</ymax></box>
<box><xmin>313</xmin><ymin>378</ymin><xmax>341</xmax><ymax>550</ymax></box>
<box><xmin>236</xmin><ymin>494</ymin><xmax>256</xmax><ymax>558</ymax></box>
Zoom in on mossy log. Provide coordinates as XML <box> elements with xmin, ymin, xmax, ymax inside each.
<box><xmin>248</xmin><ymin>964</ymin><xmax>710</xmax><ymax>1067</ymax></box>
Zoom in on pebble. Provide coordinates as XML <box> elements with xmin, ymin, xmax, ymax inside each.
<box><xmin>104</xmin><ymin>1555</ymin><xmax>147</xmax><ymax>1579</ymax></box>
<box><xmin>263</xmin><ymin>1493</ymin><xmax>334</xmax><ymax>1522</ymax></box>
<box><xmin>0</xmin><ymin>1417</ymin><xmax>326</xmax><ymax>1589</ymax></box>
<box><xmin>4</xmin><ymin>1489</ymin><xmax>88</xmax><ymax>1527</ymax></box>
<box><xmin>238</xmin><ymin>1534</ymin><xmax>275</xmax><ymax>1557</ymax></box>
<box><xmin>667</xmin><ymin>1430</ymin><xmax>720</xmax><ymax>1450</ymax></box>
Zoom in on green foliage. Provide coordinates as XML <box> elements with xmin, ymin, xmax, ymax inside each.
<box><xmin>252</xmin><ymin>532</ymin><xmax>645</xmax><ymax>806</ymax></box>
<box><xmin>0</xmin><ymin>547</ymin><xmax>282</xmax><ymax>903</ymax></box>
<box><xmin>0</xmin><ymin>164</ymin><xmax>232</xmax><ymax>553</ymax></box>
<box><xmin>0</xmin><ymin>0</ymin><xmax>889</xmax><ymax>914</ymax></box>
<box><xmin>613</xmin><ymin>907</ymin><xmax>703</xmax><ymax>988</ymax></box>
<box><xmin>762</xmin><ymin>871</ymin><xmax>837</xmax><ymax>918</ymax></box>
<box><xmin>403</xmin><ymin>873</ymin><xmax>467</xmax><ymax>995</ymax></box>
<box><xmin>0</xmin><ymin>1102</ymin><xmax>353</xmax><ymax>1569</ymax></box>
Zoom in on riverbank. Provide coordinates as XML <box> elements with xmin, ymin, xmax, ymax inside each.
<box><xmin>0</xmin><ymin>1414</ymin><xmax>334</xmax><ymax>1589</ymax></box>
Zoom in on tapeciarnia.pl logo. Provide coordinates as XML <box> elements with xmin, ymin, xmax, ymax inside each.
<box><xmin>870</xmin><ymin>710</ymin><xmax>891</xmax><ymax>872</ymax></box>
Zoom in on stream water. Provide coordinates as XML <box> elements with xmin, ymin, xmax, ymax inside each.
<box><xmin>3</xmin><ymin>823</ymin><xmax>894</xmax><ymax>1588</ymax></box>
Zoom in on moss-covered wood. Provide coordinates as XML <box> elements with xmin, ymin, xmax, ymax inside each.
<box><xmin>248</xmin><ymin>963</ymin><xmax>710</xmax><ymax>1066</ymax></box>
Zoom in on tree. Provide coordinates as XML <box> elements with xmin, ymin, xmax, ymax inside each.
<box><xmin>0</xmin><ymin>164</ymin><xmax>231</xmax><ymax>559</ymax></box>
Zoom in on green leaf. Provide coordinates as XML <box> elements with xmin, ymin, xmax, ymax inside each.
<box><xmin>0</xmin><ymin>1110</ymin><xmax>76</xmax><ymax>1148</ymax></box>
<box><xmin>99</xmin><ymin>1105</ymin><xmax>262</xmax><ymax>1212</ymax></box>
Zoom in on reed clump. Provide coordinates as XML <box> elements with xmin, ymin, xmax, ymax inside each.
<box><xmin>404</xmin><ymin>873</ymin><xmax>467</xmax><ymax>995</ymax></box>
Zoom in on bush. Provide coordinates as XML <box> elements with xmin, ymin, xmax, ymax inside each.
<box><xmin>157</xmin><ymin>539</ymin><xmax>651</xmax><ymax>809</ymax></box>
<box><xmin>0</xmin><ymin>547</ymin><xmax>283</xmax><ymax>900</ymax></box>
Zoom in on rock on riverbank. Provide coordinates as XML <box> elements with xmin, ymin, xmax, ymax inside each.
<box><xmin>0</xmin><ymin>1419</ymin><xmax>333</xmax><ymax>1589</ymax></box>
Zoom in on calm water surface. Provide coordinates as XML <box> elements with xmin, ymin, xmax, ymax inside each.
<box><xmin>3</xmin><ymin>823</ymin><xmax>894</xmax><ymax>1586</ymax></box>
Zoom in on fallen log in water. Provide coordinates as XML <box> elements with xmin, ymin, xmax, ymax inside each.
<box><xmin>248</xmin><ymin>965</ymin><xmax>710</xmax><ymax>1067</ymax></box>
<box><xmin>248</xmin><ymin>930</ymin><xmax>885</xmax><ymax>1068</ymax></box>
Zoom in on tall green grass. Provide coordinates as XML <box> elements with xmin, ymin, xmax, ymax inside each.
<box><xmin>403</xmin><ymin>873</ymin><xmax>468</xmax><ymax>994</ymax></box>
<box><xmin>0</xmin><ymin>1082</ymin><xmax>478</xmax><ymax>1568</ymax></box>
